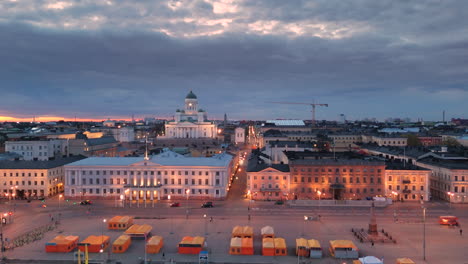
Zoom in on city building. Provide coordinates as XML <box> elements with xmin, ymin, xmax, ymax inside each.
<box><xmin>64</xmin><ymin>149</ymin><xmax>234</xmax><ymax>201</ymax></box>
<box><xmin>5</xmin><ymin>139</ymin><xmax>66</xmax><ymax>161</ymax></box>
<box><xmin>289</xmin><ymin>159</ymin><xmax>386</xmax><ymax>200</ymax></box>
<box><xmin>234</xmin><ymin>127</ymin><xmax>246</xmax><ymax>145</ymax></box>
<box><xmin>262</xmin><ymin>141</ymin><xmax>317</xmax><ymax>165</ymax></box>
<box><xmin>68</xmin><ymin>135</ymin><xmax>119</xmax><ymax>157</ymax></box>
<box><xmin>359</xmin><ymin>144</ymin><xmax>468</xmax><ymax>203</ymax></box>
<box><xmin>163</xmin><ymin>91</ymin><xmax>217</xmax><ymax>139</ymax></box>
<box><xmin>247</xmin><ymin>157</ymin><xmax>290</xmax><ymax>200</ymax></box>
<box><xmin>0</xmin><ymin>156</ymin><xmax>86</xmax><ymax>199</ymax></box>
<box><xmin>385</xmin><ymin>162</ymin><xmax>430</xmax><ymax>201</ymax></box>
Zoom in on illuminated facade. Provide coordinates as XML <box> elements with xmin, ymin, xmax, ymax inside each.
<box><xmin>0</xmin><ymin>156</ymin><xmax>85</xmax><ymax>198</ymax></box>
<box><xmin>64</xmin><ymin>149</ymin><xmax>233</xmax><ymax>201</ymax></box>
<box><xmin>247</xmin><ymin>164</ymin><xmax>290</xmax><ymax>200</ymax></box>
<box><xmin>163</xmin><ymin>91</ymin><xmax>217</xmax><ymax>139</ymax></box>
<box><xmin>289</xmin><ymin>159</ymin><xmax>386</xmax><ymax>200</ymax></box>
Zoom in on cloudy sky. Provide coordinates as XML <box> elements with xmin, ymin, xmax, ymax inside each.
<box><xmin>0</xmin><ymin>0</ymin><xmax>467</xmax><ymax>122</ymax></box>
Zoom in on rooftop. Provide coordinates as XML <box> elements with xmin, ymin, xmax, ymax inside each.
<box><xmin>0</xmin><ymin>155</ymin><xmax>87</xmax><ymax>169</ymax></box>
<box><xmin>264</xmin><ymin>120</ymin><xmax>305</xmax><ymax>126</ymax></box>
<box><xmin>66</xmin><ymin>150</ymin><xmax>233</xmax><ymax>167</ymax></box>
<box><xmin>290</xmin><ymin>159</ymin><xmax>385</xmax><ymax>166</ymax></box>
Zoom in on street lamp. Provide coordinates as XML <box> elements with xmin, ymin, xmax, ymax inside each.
<box><xmin>447</xmin><ymin>192</ymin><xmax>455</xmax><ymax>209</ymax></box>
<box><xmin>422</xmin><ymin>207</ymin><xmax>426</xmax><ymax>261</ymax></box>
<box><xmin>58</xmin><ymin>194</ymin><xmax>63</xmax><ymax>222</ymax></box>
<box><xmin>302</xmin><ymin>216</ymin><xmax>307</xmax><ymax>236</ymax></box>
<box><xmin>204</xmin><ymin>214</ymin><xmax>208</xmax><ymax>235</ymax></box>
<box><xmin>317</xmin><ymin>191</ymin><xmax>322</xmax><ymax>218</ymax></box>
<box><xmin>186</xmin><ymin>189</ymin><xmax>190</xmax><ymax>219</ymax></box>
<box><xmin>392</xmin><ymin>191</ymin><xmax>399</xmax><ymax>222</ymax></box>
<box><xmin>101</xmin><ymin>219</ymin><xmax>107</xmax><ymax>256</ymax></box>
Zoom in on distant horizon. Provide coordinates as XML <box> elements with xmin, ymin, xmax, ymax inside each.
<box><xmin>0</xmin><ymin>115</ymin><xmax>462</xmax><ymax>124</ymax></box>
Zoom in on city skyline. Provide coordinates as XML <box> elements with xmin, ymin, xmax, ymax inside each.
<box><xmin>1</xmin><ymin>1</ymin><xmax>467</xmax><ymax>121</ymax></box>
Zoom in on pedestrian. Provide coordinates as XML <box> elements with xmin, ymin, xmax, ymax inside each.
<box><xmin>210</xmin><ymin>217</ymin><xmax>213</xmax><ymax>222</ymax></box>
<box><xmin>371</xmin><ymin>241</ymin><xmax>374</xmax><ymax>247</ymax></box>
<box><xmin>162</xmin><ymin>252</ymin><xmax>165</xmax><ymax>259</ymax></box>
<box><xmin>460</xmin><ymin>229</ymin><xmax>463</xmax><ymax>236</ymax></box>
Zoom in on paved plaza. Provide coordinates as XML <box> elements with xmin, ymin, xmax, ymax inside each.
<box><xmin>1</xmin><ymin>198</ymin><xmax>467</xmax><ymax>264</ymax></box>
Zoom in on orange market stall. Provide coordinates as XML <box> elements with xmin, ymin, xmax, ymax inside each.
<box><xmin>78</xmin><ymin>235</ymin><xmax>110</xmax><ymax>253</ymax></box>
<box><xmin>308</xmin><ymin>239</ymin><xmax>322</xmax><ymax>258</ymax></box>
<box><xmin>296</xmin><ymin>238</ymin><xmax>309</xmax><ymax>257</ymax></box>
<box><xmin>45</xmin><ymin>235</ymin><xmax>79</xmax><ymax>253</ymax></box>
<box><xmin>108</xmin><ymin>216</ymin><xmax>134</xmax><ymax>230</ymax></box>
<box><xmin>229</xmin><ymin>237</ymin><xmax>242</xmax><ymax>255</ymax></box>
<box><xmin>146</xmin><ymin>236</ymin><xmax>164</xmax><ymax>254</ymax></box>
<box><xmin>241</xmin><ymin>237</ymin><xmax>254</xmax><ymax>255</ymax></box>
<box><xmin>124</xmin><ymin>224</ymin><xmax>152</xmax><ymax>239</ymax></box>
<box><xmin>112</xmin><ymin>235</ymin><xmax>131</xmax><ymax>253</ymax></box>
<box><xmin>396</xmin><ymin>258</ymin><xmax>416</xmax><ymax>264</ymax></box>
<box><xmin>274</xmin><ymin>238</ymin><xmax>287</xmax><ymax>256</ymax></box>
<box><xmin>262</xmin><ymin>237</ymin><xmax>275</xmax><ymax>256</ymax></box>
<box><xmin>178</xmin><ymin>236</ymin><xmax>205</xmax><ymax>254</ymax></box>
<box><xmin>232</xmin><ymin>226</ymin><xmax>254</xmax><ymax>238</ymax></box>
<box><xmin>261</xmin><ymin>226</ymin><xmax>275</xmax><ymax>239</ymax></box>
<box><xmin>329</xmin><ymin>240</ymin><xmax>359</xmax><ymax>259</ymax></box>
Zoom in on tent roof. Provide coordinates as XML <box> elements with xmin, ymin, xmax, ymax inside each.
<box><xmin>308</xmin><ymin>239</ymin><xmax>321</xmax><ymax>248</ymax></box>
<box><xmin>147</xmin><ymin>236</ymin><xmax>163</xmax><ymax>246</ymax></box>
<box><xmin>241</xmin><ymin>238</ymin><xmax>253</xmax><ymax>247</ymax></box>
<box><xmin>359</xmin><ymin>256</ymin><xmax>383</xmax><ymax>264</ymax></box>
<box><xmin>274</xmin><ymin>238</ymin><xmax>286</xmax><ymax>248</ymax></box>
<box><xmin>262</xmin><ymin>238</ymin><xmax>274</xmax><ymax>248</ymax></box>
<box><xmin>261</xmin><ymin>226</ymin><xmax>274</xmax><ymax>235</ymax></box>
<box><xmin>81</xmin><ymin>235</ymin><xmax>109</xmax><ymax>245</ymax></box>
<box><xmin>296</xmin><ymin>238</ymin><xmax>308</xmax><ymax>248</ymax></box>
<box><xmin>125</xmin><ymin>224</ymin><xmax>152</xmax><ymax>234</ymax></box>
<box><xmin>329</xmin><ymin>240</ymin><xmax>358</xmax><ymax>250</ymax></box>
<box><xmin>230</xmin><ymin>237</ymin><xmax>242</xmax><ymax>247</ymax></box>
<box><xmin>113</xmin><ymin>235</ymin><xmax>130</xmax><ymax>246</ymax></box>
<box><xmin>396</xmin><ymin>258</ymin><xmax>416</xmax><ymax>264</ymax></box>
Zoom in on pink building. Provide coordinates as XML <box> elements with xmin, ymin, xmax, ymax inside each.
<box><xmin>247</xmin><ymin>163</ymin><xmax>290</xmax><ymax>200</ymax></box>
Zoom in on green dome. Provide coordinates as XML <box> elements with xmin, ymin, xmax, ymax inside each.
<box><xmin>186</xmin><ymin>90</ymin><xmax>197</xmax><ymax>99</ymax></box>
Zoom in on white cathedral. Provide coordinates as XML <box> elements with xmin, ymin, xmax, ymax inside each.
<box><xmin>163</xmin><ymin>91</ymin><xmax>217</xmax><ymax>138</ymax></box>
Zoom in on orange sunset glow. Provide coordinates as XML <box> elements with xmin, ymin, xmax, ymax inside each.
<box><xmin>0</xmin><ymin>116</ymin><xmax>132</xmax><ymax>122</ymax></box>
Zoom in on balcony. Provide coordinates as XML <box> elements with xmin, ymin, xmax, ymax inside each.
<box><xmin>402</xmin><ymin>189</ymin><xmax>411</xmax><ymax>194</ymax></box>
<box><xmin>402</xmin><ymin>180</ymin><xmax>411</xmax><ymax>184</ymax></box>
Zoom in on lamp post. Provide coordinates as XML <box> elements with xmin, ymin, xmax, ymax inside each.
<box><xmin>302</xmin><ymin>216</ymin><xmax>307</xmax><ymax>236</ymax></box>
<box><xmin>204</xmin><ymin>214</ymin><xmax>208</xmax><ymax>235</ymax></box>
<box><xmin>392</xmin><ymin>191</ymin><xmax>399</xmax><ymax>222</ymax></box>
<box><xmin>317</xmin><ymin>191</ymin><xmax>322</xmax><ymax>218</ymax></box>
<box><xmin>422</xmin><ymin>207</ymin><xmax>426</xmax><ymax>261</ymax></box>
<box><xmin>447</xmin><ymin>192</ymin><xmax>454</xmax><ymax>210</ymax></box>
<box><xmin>101</xmin><ymin>218</ymin><xmax>107</xmax><ymax>260</ymax></box>
<box><xmin>186</xmin><ymin>189</ymin><xmax>190</xmax><ymax>219</ymax></box>
<box><xmin>58</xmin><ymin>194</ymin><xmax>63</xmax><ymax>222</ymax></box>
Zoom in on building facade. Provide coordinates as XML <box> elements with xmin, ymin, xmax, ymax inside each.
<box><xmin>247</xmin><ymin>164</ymin><xmax>290</xmax><ymax>200</ymax></box>
<box><xmin>64</xmin><ymin>150</ymin><xmax>233</xmax><ymax>201</ymax></box>
<box><xmin>234</xmin><ymin>127</ymin><xmax>245</xmax><ymax>145</ymax></box>
<box><xmin>163</xmin><ymin>91</ymin><xmax>217</xmax><ymax>139</ymax></box>
<box><xmin>289</xmin><ymin>159</ymin><xmax>386</xmax><ymax>200</ymax></box>
<box><xmin>0</xmin><ymin>156</ymin><xmax>85</xmax><ymax>199</ymax></box>
<box><xmin>5</xmin><ymin>139</ymin><xmax>65</xmax><ymax>161</ymax></box>
<box><xmin>385</xmin><ymin>165</ymin><xmax>430</xmax><ymax>202</ymax></box>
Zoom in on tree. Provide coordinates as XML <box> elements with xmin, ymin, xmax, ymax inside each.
<box><xmin>406</xmin><ymin>134</ymin><xmax>422</xmax><ymax>146</ymax></box>
<box><xmin>442</xmin><ymin>137</ymin><xmax>461</xmax><ymax>147</ymax></box>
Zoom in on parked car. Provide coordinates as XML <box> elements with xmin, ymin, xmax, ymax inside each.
<box><xmin>201</xmin><ymin>201</ymin><xmax>214</xmax><ymax>208</ymax></box>
<box><xmin>170</xmin><ymin>202</ymin><xmax>180</xmax><ymax>207</ymax></box>
<box><xmin>80</xmin><ymin>200</ymin><xmax>92</xmax><ymax>205</ymax></box>
<box><xmin>275</xmin><ymin>200</ymin><xmax>284</xmax><ymax>205</ymax></box>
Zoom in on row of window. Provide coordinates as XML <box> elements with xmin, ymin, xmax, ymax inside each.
<box><xmin>71</xmin><ymin>177</ymin><xmax>221</xmax><ymax>186</ymax></box>
<box><xmin>252</xmin><ymin>184</ymin><xmax>286</xmax><ymax>189</ymax></box>
<box><xmin>10</xmin><ymin>145</ymin><xmax>50</xmax><ymax>150</ymax></box>
<box><xmin>250</xmin><ymin>176</ymin><xmax>287</xmax><ymax>180</ymax></box>
<box><xmin>388</xmin><ymin>185</ymin><xmax>425</xmax><ymax>191</ymax></box>
<box><xmin>3</xmin><ymin>172</ymin><xmax>46</xmax><ymax>177</ymax></box>
<box><xmin>72</xmin><ymin>170</ymin><xmax>221</xmax><ymax>176</ymax></box>
<box><xmin>387</xmin><ymin>176</ymin><xmax>426</xmax><ymax>182</ymax></box>
<box><xmin>453</xmin><ymin>186</ymin><xmax>467</xmax><ymax>193</ymax></box>
<box><xmin>296</xmin><ymin>187</ymin><xmax>382</xmax><ymax>194</ymax></box>
<box><xmin>293</xmin><ymin>176</ymin><xmax>382</xmax><ymax>184</ymax></box>
<box><xmin>3</xmin><ymin>180</ymin><xmax>45</xmax><ymax>186</ymax></box>
<box><xmin>294</xmin><ymin>168</ymin><xmax>382</xmax><ymax>173</ymax></box>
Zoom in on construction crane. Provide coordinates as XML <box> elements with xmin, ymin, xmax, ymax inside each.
<box><xmin>269</xmin><ymin>101</ymin><xmax>329</xmax><ymax>126</ymax></box>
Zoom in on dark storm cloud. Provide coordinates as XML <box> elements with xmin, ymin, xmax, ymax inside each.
<box><xmin>0</xmin><ymin>0</ymin><xmax>467</xmax><ymax>121</ymax></box>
